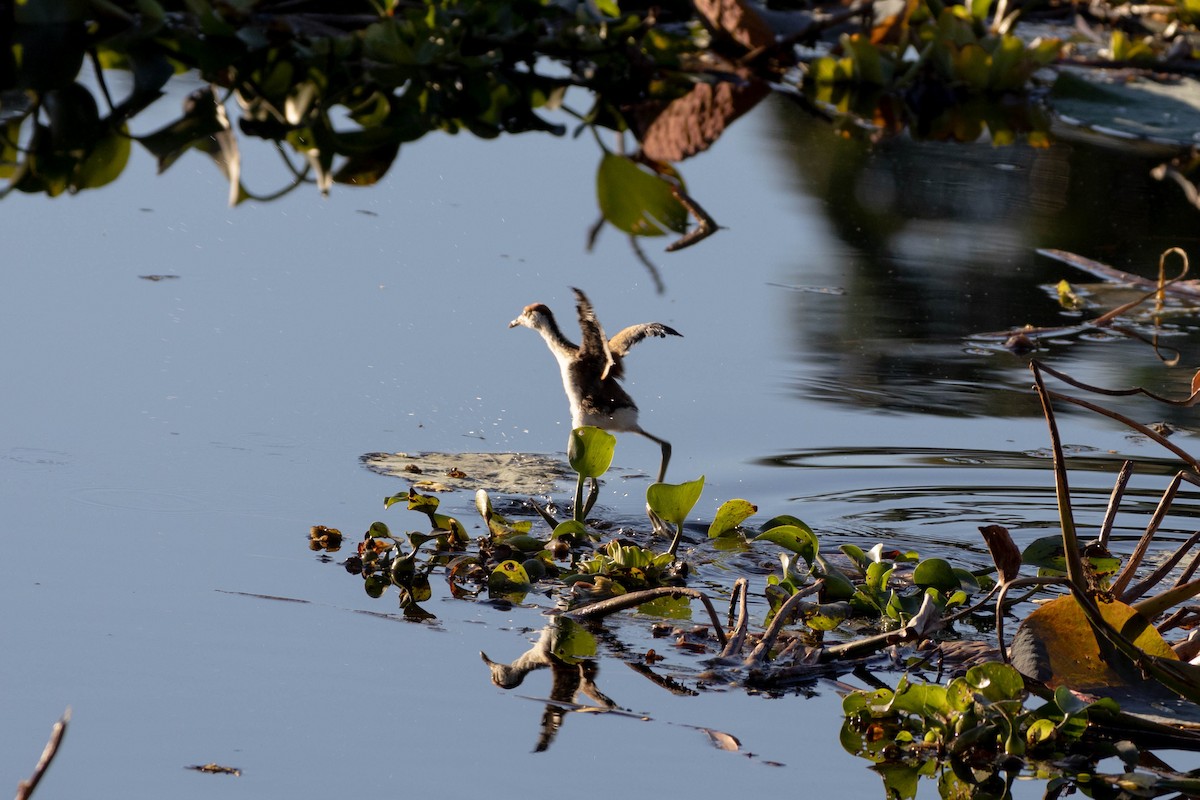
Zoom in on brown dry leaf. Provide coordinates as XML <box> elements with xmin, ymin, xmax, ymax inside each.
<box><xmin>1191</xmin><ymin>368</ymin><xmax>1200</xmax><ymax>396</ymax></box>
<box><xmin>979</xmin><ymin>525</ymin><xmax>1022</xmax><ymax>584</ymax></box>
<box><xmin>639</xmin><ymin>78</ymin><xmax>769</xmax><ymax>163</ymax></box>
<box><xmin>692</xmin><ymin>0</ymin><xmax>775</xmax><ymax>50</ymax></box>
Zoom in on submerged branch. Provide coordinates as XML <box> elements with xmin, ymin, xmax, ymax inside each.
<box><xmin>567</xmin><ymin>587</ymin><xmax>727</xmax><ymax>648</ymax></box>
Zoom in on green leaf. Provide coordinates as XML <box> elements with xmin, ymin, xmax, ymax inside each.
<box><xmin>708</xmin><ymin>498</ymin><xmax>756</xmax><ymax>538</ymax></box>
<box><xmin>844</xmin><ymin>35</ymin><xmax>892</xmax><ymax>86</ymax></box>
<box><xmin>754</xmin><ymin>524</ymin><xmax>818</xmax><ymax>566</ymax></box>
<box><xmin>489</xmin><ymin>560</ymin><xmax>531</xmax><ymax>592</ymax></box>
<box><xmin>1026</xmin><ymin>718</ymin><xmax>1056</xmax><ymax>747</ymax></box>
<box><xmin>760</xmin><ymin>514</ymin><xmax>810</xmax><ymax>532</ymax></box>
<box><xmin>647</xmin><ymin>476</ymin><xmax>705</xmax><ymax>527</ymax></box>
<box><xmin>502</xmin><ymin>534</ymin><xmax>547</xmax><ymax>552</ymax></box>
<box><xmin>890</xmin><ymin>679</ymin><xmax>952</xmax><ymax>719</ymax></box>
<box><xmin>913</xmin><ymin>558</ymin><xmax>959</xmax><ymax>593</ymax></box>
<box><xmin>804</xmin><ymin>600</ymin><xmax>851</xmax><ymax>631</ymax></box>
<box><xmin>407</xmin><ymin>490</ymin><xmax>440</xmax><ymax>514</ymax></box>
<box><xmin>549</xmin><ymin>618</ymin><xmax>598</xmax><ymax>662</ymax></box>
<box><xmin>73</xmin><ymin>125</ymin><xmax>131</xmax><ymax>190</ymax></box>
<box><xmin>840</xmin><ymin>544</ymin><xmax>870</xmax><ymax>570</ymax></box>
<box><xmin>1021</xmin><ymin>535</ymin><xmax>1120</xmax><ymax>577</ymax></box>
<box><xmin>817</xmin><ymin>562</ymin><xmax>857</xmax><ymax>600</ymax></box>
<box><xmin>596</xmin><ymin>153</ymin><xmax>687</xmax><ymax>237</ymax></box>
<box><xmin>551</xmin><ymin>520</ymin><xmax>588</xmax><ymax>540</ymax></box>
<box><xmin>963</xmin><ymin>662</ymin><xmax>1026</xmax><ymax>702</ymax></box>
<box><xmin>568</xmin><ymin>426</ymin><xmax>616</xmax><ymax>479</ymax></box>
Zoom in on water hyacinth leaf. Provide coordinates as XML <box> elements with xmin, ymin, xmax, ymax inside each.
<box><xmin>1053</xmin><ymin>685</ymin><xmax>1088</xmax><ymax>715</ymax></box>
<box><xmin>406</xmin><ymin>532</ymin><xmax>438</xmax><ymax>550</ymax></box>
<box><xmin>551</xmin><ymin>519</ymin><xmax>588</xmax><ymax>540</ymax></box>
<box><xmin>406</xmin><ymin>573</ymin><xmax>433</xmax><ymax>603</ymax></box>
<box><xmin>647</xmin><ymin>475</ymin><xmax>705</xmax><ymax>527</ymax></box>
<box><xmin>503</xmin><ymin>534</ymin><xmax>547</xmax><ymax>552</ymax></box>
<box><xmin>367</xmin><ymin>520</ymin><xmax>390</xmax><ymax>538</ymax></box>
<box><xmin>708</xmin><ymin>498</ymin><xmax>757</xmax><ymax>538</ymax></box>
<box><xmin>953</xmin><ymin>43</ymin><xmax>990</xmax><ymax>92</ymax></box>
<box><xmin>406</xmin><ymin>490</ymin><xmax>439</xmax><ymax>514</ymax></box>
<box><xmin>637</xmin><ymin>594</ymin><xmax>693</xmax><ymax>619</ymax></box>
<box><xmin>549</xmin><ymin>618</ymin><xmax>598</xmax><ymax>663</ymax></box>
<box><xmin>596</xmin><ymin>153</ymin><xmax>688</xmax><ymax>237</ymax></box>
<box><xmin>962</xmin><ymin>662</ymin><xmax>1026</xmax><ymax>703</ymax></box>
<box><xmin>760</xmin><ymin>514</ymin><xmax>809</xmax><ymax>532</ymax></box>
<box><xmin>876</xmin><ymin>765</ymin><xmax>922</xmax><ymax>799</ymax></box>
<box><xmin>754</xmin><ymin>524</ymin><xmax>818</xmax><ymax>566</ymax></box>
<box><xmin>521</xmin><ymin>557</ymin><xmax>547</xmax><ymax>581</ymax></box>
<box><xmin>819</xmin><ymin>564</ymin><xmax>857</xmax><ymax>600</ymax></box>
<box><xmin>432</xmin><ymin>514</ymin><xmax>469</xmax><ymax>545</ymax></box>
<box><xmin>1021</xmin><ymin>535</ymin><xmax>1121</xmax><ymax>577</ymax></box>
<box><xmin>843</xmin><ymin>34</ymin><xmax>891</xmax><ymax>86</ymax></box>
<box><xmin>568</xmin><ymin>426</ymin><xmax>616</xmax><ymax>479</ymax></box>
<box><xmin>952</xmin><ymin>568</ymin><xmax>980</xmax><ymax>592</ymax></box>
<box><xmin>74</xmin><ymin>125</ymin><xmax>131</xmax><ymax>190</ymax></box>
<box><xmin>889</xmin><ymin>679</ymin><xmax>952</xmax><ymax>718</ymax></box>
<box><xmin>865</xmin><ymin>560</ymin><xmax>892</xmax><ymax>593</ymax></box>
<box><xmin>913</xmin><ymin>558</ymin><xmax>959</xmax><ymax>593</ymax></box>
<box><xmin>840</xmin><ymin>544</ymin><xmax>870</xmax><ymax>570</ymax></box>
<box><xmin>1025</xmin><ymin>717</ymin><xmax>1056</xmax><ymax>747</ymax></box>
<box><xmin>489</xmin><ymin>560</ymin><xmax>531</xmax><ymax>592</ymax></box>
<box><xmin>988</xmin><ymin>34</ymin><xmax>1031</xmax><ymax>91</ymax></box>
<box><xmin>364</xmin><ymin>574</ymin><xmax>389</xmax><ymax>598</ymax></box>
<box><xmin>804</xmin><ymin>600</ymin><xmax>851</xmax><ymax>631</ymax></box>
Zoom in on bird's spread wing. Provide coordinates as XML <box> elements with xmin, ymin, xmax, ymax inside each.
<box><xmin>573</xmin><ymin>288</ymin><xmax>616</xmax><ymax>380</ymax></box>
<box><xmin>608</xmin><ymin>322</ymin><xmax>683</xmax><ymax>358</ymax></box>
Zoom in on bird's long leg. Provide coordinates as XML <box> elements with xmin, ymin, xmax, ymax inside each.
<box><xmin>637</xmin><ymin>429</ymin><xmax>672</xmax><ymax>484</ymax></box>
<box><xmin>637</xmin><ymin>429</ymin><xmax>673</xmax><ymax>536</ymax></box>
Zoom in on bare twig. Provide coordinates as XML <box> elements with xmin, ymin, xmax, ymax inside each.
<box><xmin>1031</xmin><ymin>363</ymin><xmax>1086</xmax><ymax>590</ymax></box>
<box><xmin>1098</xmin><ymin>460</ymin><xmax>1135</xmax><ymax>549</ymax></box>
<box><xmin>1032</xmin><ymin>359</ymin><xmax>1200</xmax><ymax>409</ymax></box>
<box><xmin>1045</xmin><ymin>390</ymin><xmax>1200</xmax><ymax>472</ymax></box>
<box><xmin>719</xmin><ymin>579</ymin><xmax>750</xmax><ymax>660</ymax></box>
<box><xmin>15</xmin><ymin>709</ymin><xmax>70</xmax><ymax>800</ymax></box>
<box><xmin>745</xmin><ymin>580</ymin><xmax>824</xmax><ymax>666</ymax></box>
<box><xmin>1124</xmin><ymin>530</ymin><xmax>1200</xmax><ymax>603</ymax></box>
<box><xmin>1111</xmin><ymin>472</ymin><xmax>1200</xmax><ymax>596</ymax></box>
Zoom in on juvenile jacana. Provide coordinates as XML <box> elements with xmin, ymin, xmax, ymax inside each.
<box><xmin>509</xmin><ymin>288</ymin><xmax>681</xmax><ymax>524</ymax></box>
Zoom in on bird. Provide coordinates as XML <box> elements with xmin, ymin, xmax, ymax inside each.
<box><xmin>509</xmin><ymin>288</ymin><xmax>681</xmax><ymax>522</ymax></box>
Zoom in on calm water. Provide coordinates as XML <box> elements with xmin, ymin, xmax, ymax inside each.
<box><xmin>5</xmin><ymin>85</ymin><xmax>1200</xmax><ymax>798</ymax></box>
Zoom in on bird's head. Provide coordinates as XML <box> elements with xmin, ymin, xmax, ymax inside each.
<box><xmin>508</xmin><ymin>303</ymin><xmax>553</xmax><ymax>331</ymax></box>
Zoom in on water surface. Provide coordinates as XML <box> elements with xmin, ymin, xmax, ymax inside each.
<box><xmin>5</xmin><ymin>88</ymin><xmax>1200</xmax><ymax>797</ymax></box>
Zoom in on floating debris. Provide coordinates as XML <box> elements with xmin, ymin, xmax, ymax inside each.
<box><xmin>361</xmin><ymin>451</ymin><xmax>572</xmax><ymax>495</ymax></box>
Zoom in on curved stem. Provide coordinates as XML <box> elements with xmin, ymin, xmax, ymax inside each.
<box><xmin>567</xmin><ymin>588</ymin><xmax>727</xmax><ymax>648</ymax></box>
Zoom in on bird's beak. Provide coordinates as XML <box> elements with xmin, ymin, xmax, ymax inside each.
<box><xmin>508</xmin><ymin>318</ymin><xmax>521</xmax><ymax>328</ymax></box>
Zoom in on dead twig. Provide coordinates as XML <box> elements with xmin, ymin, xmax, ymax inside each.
<box><xmin>15</xmin><ymin>709</ymin><xmax>70</xmax><ymax>800</ymax></box>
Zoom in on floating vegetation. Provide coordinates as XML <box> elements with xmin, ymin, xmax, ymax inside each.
<box><xmin>311</xmin><ymin>318</ymin><xmax>1200</xmax><ymax>794</ymax></box>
